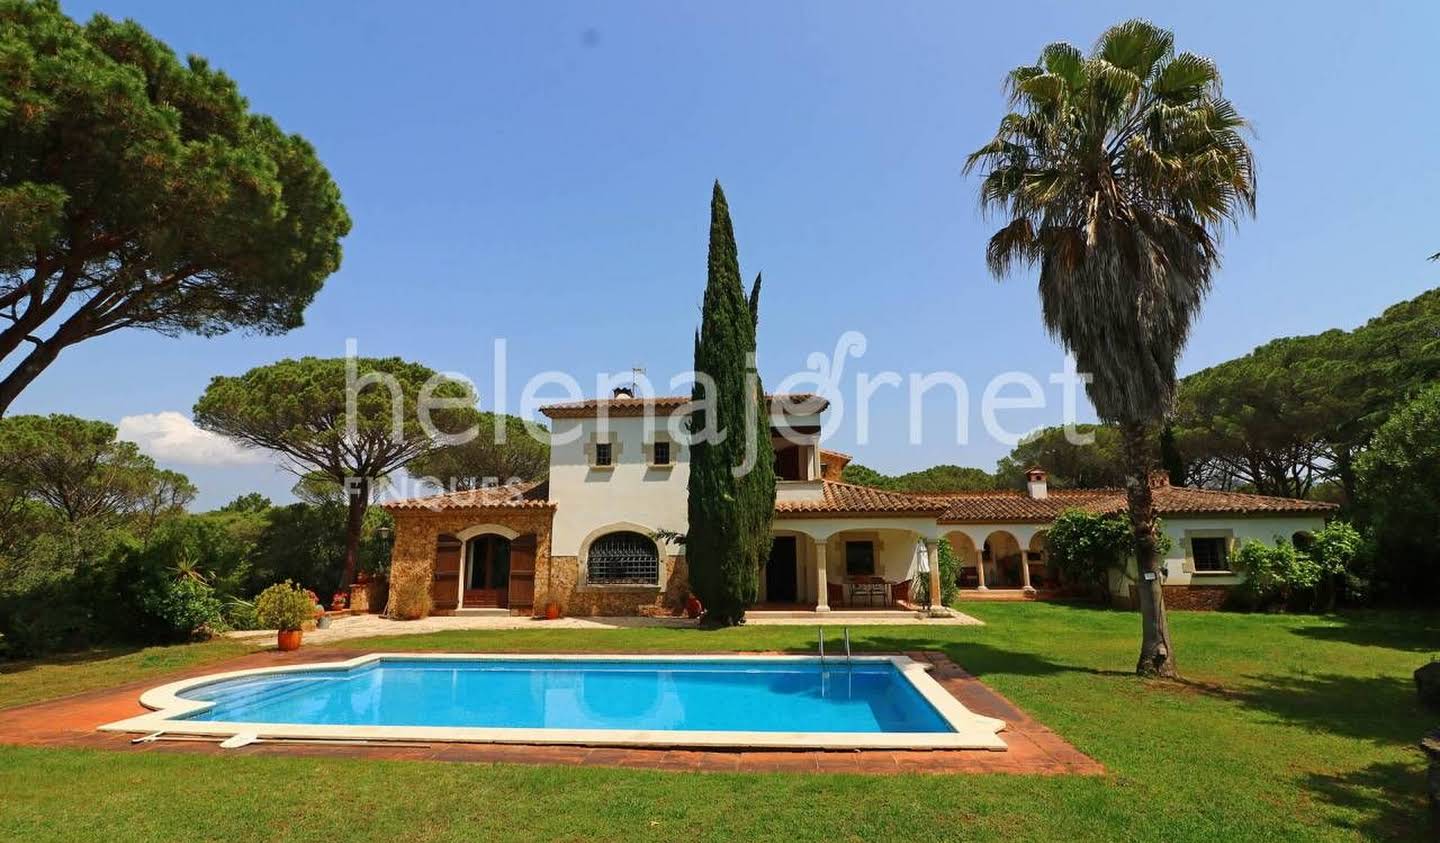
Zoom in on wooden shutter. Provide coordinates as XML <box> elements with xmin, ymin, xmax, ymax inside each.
<box><xmin>432</xmin><ymin>534</ymin><xmax>461</xmax><ymax>611</ymax></box>
<box><xmin>508</xmin><ymin>533</ymin><xmax>537</xmax><ymax>610</ymax></box>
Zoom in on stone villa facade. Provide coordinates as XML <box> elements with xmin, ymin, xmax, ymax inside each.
<box><xmin>383</xmin><ymin>392</ymin><xmax>1336</xmax><ymax>618</ymax></box>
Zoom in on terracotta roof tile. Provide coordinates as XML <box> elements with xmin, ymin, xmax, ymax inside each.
<box><xmin>1146</xmin><ymin>486</ymin><xmax>1338</xmax><ymax>517</ymax></box>
<box><xmin>539</xmin><ymin>393</ymin><xmax>828</xmax><ymax>418</ymax></box>
<box><xmin>381</xmin><ymin>480</ymin><xmax>552</xmax><ymax>513</ymax></box>
<box><xmin>774</xmin><ymin>481</ymin><xmax>946</xmax><ymax>518</ymax></box>
<box><xmin>933</xmin><ymin>485</ymin><xmax>1336</xmax><ymax>523</ymax></box>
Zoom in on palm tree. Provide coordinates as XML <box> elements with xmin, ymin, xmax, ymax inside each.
<box><xmin>965</xmin><ymin>19</ymin><xmax>1256</xmax><ymax>676</ymax></box>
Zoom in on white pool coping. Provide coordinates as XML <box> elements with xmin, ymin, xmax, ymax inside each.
<box><xmin>100</xmin><ymin>653</ymin><xmax>1009</xmax><ymax>751</ymax></box>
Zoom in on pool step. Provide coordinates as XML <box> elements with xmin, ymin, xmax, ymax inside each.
<box><xmin>219</xmin><ymin>732</ymin><xmax>259</xmax><ymax>749</ymax></box>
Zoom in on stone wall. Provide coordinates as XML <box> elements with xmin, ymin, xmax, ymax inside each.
<box><xmin>347</xmin><ymin>579</ymin><xmax>387</xmax><ymax>614</ymax></box>
<box><xmin>1126</xmin><ymin>583</ymin><xmax>1233</xmax><ymax>611</ymax></box>
<box><xmin>386</xmin><ymin>507</ymin><xmax>556</xmax><ymax>620</ymax></box>
<box><xmin>537</xmin><ymin>553</ymin><xmax>690</xmax><ymax>617</ymax></box>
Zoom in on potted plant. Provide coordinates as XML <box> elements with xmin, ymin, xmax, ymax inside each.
<box><xmin>330</xmin><ymin>590</ymin><xmax>349</xmax><ymax>612</ymax></box>
<box><xmin>256</xmin><ymin>581</ymin><xmax>317</xmax><ymax>651</ymax></box>
<box><xmin>685</xmin><ymin>594</ymin><xmax>703</xmax><ymax>619</ymax></box>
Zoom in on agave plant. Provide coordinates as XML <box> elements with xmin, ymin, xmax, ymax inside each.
<box><xmin>173</xmin><ymin>552</ymin><xmax>209</xmax><ymax>585</ymax></box>
<box><xmin>966</xmin><ymin>19</ymin><xmax>1256</xmax><ymax>676</ymax></box>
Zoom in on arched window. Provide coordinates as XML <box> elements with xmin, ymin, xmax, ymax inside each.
<box><xmin>586</xmin><ymin>531</ymin><xmax>660</xmax><ymax>585</ymax></box>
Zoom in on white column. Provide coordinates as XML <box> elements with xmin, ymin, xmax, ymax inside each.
<box><xmin>814</xmin><ymin>541</ymin><xmax>830</xmax><ymax>612</ymax></box>
<box><xmin>926</xmin><ymin>539</ymin><xmax>945</xmax><ymax>617</ymax></box>
<box><xmin>975</xmin><ymin>538</ymin><xmax>988</xmax><ymax>591</ymax></box>
<box><xmin>1021</xmin><ymin>546</ymin><xmax>1035</xmax><ymax>593</ymax></box>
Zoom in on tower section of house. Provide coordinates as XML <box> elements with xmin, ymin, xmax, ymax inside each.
<box><xmin>539</xmin><ymin>391</ymin><xmax>694</xmax><ymax>615</ymax></box>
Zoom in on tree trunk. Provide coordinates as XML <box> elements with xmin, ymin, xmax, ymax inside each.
<box><xmin>1334</xmin><ymin>446</ymin><xmax>1357</xmax><ymax>509</ymax></box>
<box><xmin>341</xmin><ymin>476</ymin><xmax>369</xmax><ymax>590</ymax></box>
<box><xmin>1120</xmin><ymin>419</ymin><xmax>1178</xmax><ymax>678</ymax></box>
<box><xmin>0</xmin><ymin>338</ymin><xmax>64</xmax><ymax>416</ymax></box>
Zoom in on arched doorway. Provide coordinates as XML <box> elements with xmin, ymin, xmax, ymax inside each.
<box><xmin>429</xmin><ymin>526</ymin><xmax>537</xmax><ymax>613</ymax></box>
<box><xmin>464</xmin><ymin>534</ymin><xmax>511</xmax><ymax>608</ymax></box>
<box><xmin>983</xmin><ymin>530</ymin><xmax>1024</xmax><ymax>588</ymax></box>
<box><xmin>946</xmin><ymin>532</ymin><xmax>980</xmax><ymax>588</ymax></box>
<box><xmin>1029</xmin><ymin>531</ymin><xmax>1053</xmax><ymax>589</ymax></box>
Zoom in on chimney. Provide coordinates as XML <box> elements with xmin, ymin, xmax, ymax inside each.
<box><xmin>611</xmin><ymin>386</ymin><xmax>634</xmax><ymax>399</ymax></box>
<box><xmin>1149</xmin><ymin>470</ymin><xmax>1171</xmax><ymax>488</ymax></box>
<box><xmin>1025</xmin><ymin>466</ymin><xmax>1048</xmax><ymax>499</ymax></box>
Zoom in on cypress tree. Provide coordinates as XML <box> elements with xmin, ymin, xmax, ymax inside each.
<box><xmin>687</xmin><ymin>183</ymin><xmax>775</xmax><ymax>626</ymax></box>
<box><xmin>739</xmin><ymin>270</ymin><xmax>776</xmax><ymax>609</ymax></box>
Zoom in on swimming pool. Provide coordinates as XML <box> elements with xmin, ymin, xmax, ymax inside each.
<box><xmin>101</xmin><ymin>654</ymin><xmax>1008</xmax><ymax>750</ymax></box>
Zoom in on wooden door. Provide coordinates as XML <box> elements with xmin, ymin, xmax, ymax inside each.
<box><xmin>431</xmin><ymin>534</ymin><xmax>461</xmax><ymax>611</ymax></box>
<box><xmin>463</xmin><ymin>535</ymin><xmax>510</xmax><ymax>608</ymax></box>
<box><xmin>508</xmin><ymin>534</ymin><xmax>537</xmax><ymax>612</ymax></box>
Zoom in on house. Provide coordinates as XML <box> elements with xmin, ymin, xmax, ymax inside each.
<box><xmin>382</xmin><ymin>391</ymin><xmax>1336</xmax><ymax>618</ymax></box>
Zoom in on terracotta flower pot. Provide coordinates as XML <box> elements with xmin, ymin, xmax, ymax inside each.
<box><xmin>544</xmin><ymin>603</ymin><xmax>561</xmax><ymax>620</ymax></box>
<box><xmin>277</xmin><ymin>629</ymin><xmax>303</xmax><ymax>651</ymax></box>
<box><xmin>685</xmin><ymin>595</ymin><xmax>703</xmax><ymax>619</ymax></box>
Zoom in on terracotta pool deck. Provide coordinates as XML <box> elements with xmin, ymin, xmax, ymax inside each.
<box><xmin>0</xmin><ymin>647</ymin><xmax>1101</xmax><ymax>776</ymax></box>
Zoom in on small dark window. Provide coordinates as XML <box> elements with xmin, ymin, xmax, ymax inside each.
<box><xmin>845</xmin><ymin>541</ymin><xmax>875</xmax><ymax>576</ymax></box>
<box><xmin>594</xmin><ymin>442</ymin><xmax>612</xmax><ymax>467</ymax></box>
<box><xmin>1192</xmin><ymin>537</ymin><xmax>1230</xmax><ymax>572</ymax></box>
<box><xmin>587</xmin><ymin>531</ymin><xmax>660</xmax><ymax>585</ymax></box>
<box><xmin>652</xmin><ymin>441</ymin><xmax>670</xmax><ymax>465</ymax></box>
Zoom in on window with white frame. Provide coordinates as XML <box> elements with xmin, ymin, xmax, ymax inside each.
<box><xmin>1191</xmin><ymin>536</ymin><xmax>1230</xmax><ymax>572</ymax></box>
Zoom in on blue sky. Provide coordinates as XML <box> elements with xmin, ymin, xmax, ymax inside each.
<box><xmin>22</xmin><ymin>1</ymin><xmax>1440</xmax><ymax>509</ymax></box>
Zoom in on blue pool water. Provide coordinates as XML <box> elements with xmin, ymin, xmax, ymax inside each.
<box><xmin>176</xmin><ymin>658</ymin><xmax>952</xmax><ymax>734</ymax></box>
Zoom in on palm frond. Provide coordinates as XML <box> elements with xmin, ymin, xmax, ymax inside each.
<box><xmin>1040</xmin><ymin>42</ymin><xmax>1086</xmax><ymax>88</ymax></box>
<box><xmin>1097</xmin><ymin>19</ymin><xmax>1174</xmax><ymax>80</ymax></box>
<box><xmin>966</xmin><ymin>19</ymin><xmax>1256</xmax><ymax>424</ymax></box>
<box><xmin>985</xmin><ymin>216</ymin><xmax>1039</xmax><ymax>276</ymax></box>
<box><xmin>1153</xmin><ymin>52</ymin><xmax>1219</xmax><ymax>101</ymax></box>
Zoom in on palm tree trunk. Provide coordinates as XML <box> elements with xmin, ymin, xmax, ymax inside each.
<box><xmin>1120</xmin><ymin>419</ymin><xmax>1177</xmax><ymax>677</ymax></box>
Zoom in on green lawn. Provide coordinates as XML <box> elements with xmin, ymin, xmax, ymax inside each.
<box><xmin>1</xmin><ymin>603</ymin><xmax>1434</xmax><ymax>841</ymax></box>
<box><xmin>0</xmin><ymin>638</ymin><xmax>252</xmax><ymax>711</ymax></box>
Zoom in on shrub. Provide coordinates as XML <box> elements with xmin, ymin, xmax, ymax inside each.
<box><xmin>255</xmin><ymin>581</ymin><xmax>317</xmax><ymax>630</ymax></box>
<box><xmin>221</xmin><ymin>596</ymin><xmax>262</xmax><ymax>631</ymax></box>
<box><xmin>1046</xmin><ymin>509</ymin><xmax>1133</xmax><ymax>602</ymax></box>
<box><xmin>1233</xmin><ymin>521</ymin><xmax>1365</xmax><ymax>612</ymax></box>
<box><xmin>137</xmin><ymin>577</ymin><xmax>225</xmax><ymax>642</ymax></box>
<box><xmin>1355</xmin><ymin>384</ymin><xmax>1440</xmax><ymax>601</ymax></box>
<box><xmin>1309</xmin><ymin>521</ymin><xmax>1365</xmax><ymax>609</ymax></box>
<box><xmin>911</xmin><ymin>539</ymin><xmax>960</xmax><ymax>607</ymax></box>
<box><xmin>1233</xmin><ymin>539</ymin><xmax>1315</xmax><ymax>609</ymax></box>
<box><xmin>0</xmin><ymin>526</ymin><xmax>134</xmax><ymax>657</ymax></box>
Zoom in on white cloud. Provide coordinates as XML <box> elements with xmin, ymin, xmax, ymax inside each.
<box><xmin>117</xmin><ymin>411</ymin><xmax>270</xmax><ymax>467</ymax></box>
